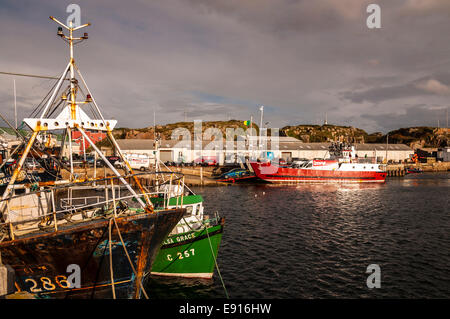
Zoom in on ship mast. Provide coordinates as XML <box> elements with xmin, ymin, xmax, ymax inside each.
<box><xmin>0</xmin><ymin>16</ymin><xmax>153</xmax><ymax>213</ymax></box>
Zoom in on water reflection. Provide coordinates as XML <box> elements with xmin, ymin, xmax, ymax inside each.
<box><xmin>145</xmin><ymin>173</ymin><xmax>450</xmax><ymax>298</ymax></box>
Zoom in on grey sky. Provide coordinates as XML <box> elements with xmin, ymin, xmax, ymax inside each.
<box><xmin>0</xmin><ymin>0</ymin><xmax>449</xmax><ymax>133</ymax></box>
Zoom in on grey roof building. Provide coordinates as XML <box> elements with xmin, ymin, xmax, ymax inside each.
<box><xmin>115</xmin><ymin>139</ymin><xmax>413</xmax><ymax>164</ymax></box>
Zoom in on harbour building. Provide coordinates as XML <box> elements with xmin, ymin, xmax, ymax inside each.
<box><xmin>114</xmin><ymin>138</ymin><xmax>414</xmax><ymax>165</ymax></box>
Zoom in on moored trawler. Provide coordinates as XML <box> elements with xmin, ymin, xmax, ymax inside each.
<box><xmin>146</xmin><ymin>159</ymin><xmax>225</xmax><ymax>279</ymax></box>
<box><xmin>0</xmin><ymin>15</ymin><xmax>185</xmax><ymax>298</ymax></box>
<box><xmin>251</xmin><ymin>143</ymin><xmax>387</xmax><ymax>183</ymax></box>
<box><xmin>151</xmin><ymin>192</ymin><xmax>224</xmax><ymax>279</ymax></box>
<box><xmin>0</xmin><ymin>183</ymin><xmax>184</xmax><ymax>298</ymax></box>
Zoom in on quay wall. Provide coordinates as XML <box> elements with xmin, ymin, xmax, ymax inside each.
<box><xmin>61</xmin><ymin>162</ymin><xmax>449</xmax><ymax>186</ymax></box>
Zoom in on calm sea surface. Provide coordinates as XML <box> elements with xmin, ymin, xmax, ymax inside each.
<box><xmin>145</xmin><ymin>173</ymin><xmax>450</xmax><ymax>298</ymax></box>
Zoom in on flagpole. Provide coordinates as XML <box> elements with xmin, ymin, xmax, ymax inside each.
<box><xmin>259</xmin><ymin>105</ymin><xmax>264</xmax><ymax>150</ymax></box>
<box><xmin>249</xmin><ymin>115</ymin><xmax>253</xmax><ymax>159</ymax></box>
<box><xmin>14</xmin><ymin>79</ymin><xmax>17</xmax><ymax>129</ymax></box>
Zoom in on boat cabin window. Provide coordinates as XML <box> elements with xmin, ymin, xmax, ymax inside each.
<box><xmin>305</xmin><ymin>163</ymin><xmax>312</xmax><ymax>168</ymax></box>
<box><xmin>184</xmin><ymin>205</ymin><xmax>193</xmax><ymax>217</ymax></box>
<box><xmin>13</xmin><ymin>188</ymin><xmax>26</xmax><ymax>195</ymax></box>
<box><xmin>196</xmin><ymin>204</ymin><xmax>202</xmax><ymax>216</ymax></box>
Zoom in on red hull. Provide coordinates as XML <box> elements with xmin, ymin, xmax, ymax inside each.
<box><xmin>250</xmin><ymin>162</ymin><xmax>386</xmax><ymax>183</ymax></box>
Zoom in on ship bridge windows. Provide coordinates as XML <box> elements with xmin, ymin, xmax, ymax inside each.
<box><xmin>183</xmin><ymin>203</ymin><xmax>202</xmax><ymax>217</ymax></box>
<box><xmin>299</xmin><ymin>161</ymin><xmax>311</xmax><ymax>168</ymax></box>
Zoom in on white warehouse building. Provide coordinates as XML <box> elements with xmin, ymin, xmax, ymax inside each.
<box><xmin>115</xmin><ymin>139</ymin><xmax>414</xmax><ymax>165</ymax></box>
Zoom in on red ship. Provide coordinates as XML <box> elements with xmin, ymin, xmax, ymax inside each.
<box><xmin>250</xmin><ymin>143</ymin><xmax>387</xmax><ymax>183</ymax></box>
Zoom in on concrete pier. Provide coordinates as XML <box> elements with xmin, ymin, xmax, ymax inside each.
<box><xmin>406</xmin><ymin>162</ymin><xmax>450</xmax><ymax>172</ymax></box>
<box><xmin>385</xmin><ymin>162</ymin><xmax>450</xmax><ymax>177</ymax></box>
<box><xmin>61</xmin><ymin>162</ymin><xmax>449</xmax><ymax>185</ymax></box>
<box><xmin>63</xmin><ymin>166</ymin><xmax>227</xmax><ymax>186</ymax></box>
<box><xmin>0</xmin><ymin>253</ymin><xmax>15</xmax><ymax>297</ymax></box>
<box><xmin>386</xmin><ymin>164</ymin><xmax>406</xmax><ymax>177</ymax></box>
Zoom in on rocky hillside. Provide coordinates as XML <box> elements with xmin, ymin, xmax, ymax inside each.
<box><xmin>280</xmin><ymin>125</ymin><xmax>448</xmax><ymax>147</ymax></box>
<box><xmin>375</xmin><ymin>127</ymin><xmax>449</xmax><ymax>148</ymax></box>
<box><xmin>113</xmin><ymin>120</ymin><xmax>252</xmax><ymax>140</ymax></box>
<box><xmin>280</xmin><ymin>124</ymin><xmax>370</xmax><ymax>143</ymax></box>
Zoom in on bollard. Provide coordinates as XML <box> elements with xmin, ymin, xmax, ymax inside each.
<box><xmin>200</xmin><ymin>167</ymin><xmax>203</xmax><ymax>185</ymax></box>
<box><xmin>0</xmin><ymin>253</ymin><xmax>16</xmax><ymax>297</ymax></box>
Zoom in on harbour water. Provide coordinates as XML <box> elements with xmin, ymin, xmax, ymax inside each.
<box><xmin>145</xmin><ymin>172</ymin><xmax>450</xmax><ymax>298</ymax></box>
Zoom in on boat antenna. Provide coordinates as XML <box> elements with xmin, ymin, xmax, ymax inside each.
<box><xmin>49</xmin><ymin>16</ymin><xmax>90</xmax><ymax>120</ymax></box>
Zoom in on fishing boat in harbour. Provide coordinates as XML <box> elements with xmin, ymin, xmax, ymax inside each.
<box><xmin>250</xmin><ymin>142</ymin><xmax>387</xmax><ymax>183</ymax></box>
<box><xmin>214</xmin><ymin>168</ymin><xmax>258</xmax><ymax>183</ymax></box>
<box><xmin>0</xmin><ymin>16</ymin><xmax>185</xmax><ymax>298</ymax></box>
<box><xmin>149</xmin><ymin>161</ymin><xmax>225</xmax><ymax>279</ymax></box>
<box><xmin>151</xmin><ymin>191</ymin><xmax>225</xmax><ymax>278</ymax></box>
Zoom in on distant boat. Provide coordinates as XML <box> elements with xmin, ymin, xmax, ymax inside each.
<box><xmin>406</xmin><ymin>167</ymin><xmax>423</xmax><ymax>174</ymax></box>
<box><xmin>215</xmin><ymin>168</ymin><xmax>257</xmax><ymax>183</ymax></box>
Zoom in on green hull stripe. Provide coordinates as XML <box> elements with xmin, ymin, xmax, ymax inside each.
<box><xmin>152</xmin><ymin>194</ymin><xmax>203</xmax><ymax>206</ymax></box>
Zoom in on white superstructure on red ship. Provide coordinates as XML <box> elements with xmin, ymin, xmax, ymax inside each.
<box><xmin>250</xmin><ymin>144</ymin><xmax>387</xmax><ymax>183</ymax></box>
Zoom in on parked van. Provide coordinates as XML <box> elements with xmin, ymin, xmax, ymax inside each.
<box><xmin>118</xmin><ymin>153</ymin><xmax>152</xmax><ymax>171</ymax></box>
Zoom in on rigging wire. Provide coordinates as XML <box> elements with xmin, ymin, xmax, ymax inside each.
<box><xmin>28</xmin><ymin>79</ymin><xmax>61</xmax><ymax>118</ymax></box>
<box><xmin>206</xmin><ymin>223</ymin><xmax>229</xmax><ymax>299</ymax></box>
<box><xmin>46</xmin><ymin>95</ymin><xmax>66</xmax><ymax>118</ymax></box>
<box><xmin>78</xmin><ymin>85</ymin><xmax>101</xmax><ymax>120</ymax></box>
<box><xmin>0</xmin><ymin>71</ymin><xmax>61</xmax><ymax>80</ymax></box>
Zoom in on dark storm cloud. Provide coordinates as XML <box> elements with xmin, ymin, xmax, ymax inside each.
<box><xmin>361</xmin><ymin>104</ymin><xmax>448</xmax><ymax>131</ymax></box>
<box><xmin>341</xmin><ymin>73</ymin><xmax>450</xmax><ymax>103</ymax></box>
<box><xmin>341</xmin><ymin>83</ymin><xmax>422</xmax><ymax>104</ymax></box>
<box><xmin>187</xmin><ymin>0</ymin><xmax>371</xmax><ymax>33</ymax></box>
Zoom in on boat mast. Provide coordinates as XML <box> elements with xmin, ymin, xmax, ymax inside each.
<box><xmin>13</xmin><ymin>79</ymin><xmax>17</xmax><ymax>129</ymax></box>
<box><xmin>385</xmin><ymin>132</ymin><xmax>388</xmax><ymax>163</ymax></box>
<box><xmin>1</xmin><ymin>16</ymin><xmax>153</xmax><ymax>213</ymax></box>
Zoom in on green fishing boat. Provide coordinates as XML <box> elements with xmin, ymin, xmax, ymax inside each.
<box><xmin>149</xmin><ymin>192</ymin><xmax>224</xmax><ymax>278</ymax></box>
